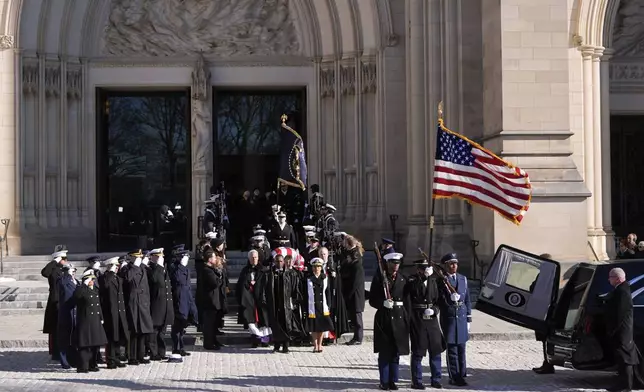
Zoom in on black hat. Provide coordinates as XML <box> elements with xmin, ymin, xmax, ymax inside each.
<box><xmin>440</xmin><ymin>253</ymin><xmax>458</xmax><ymax>264</ymax></box>
<box><xmin>213</xmin><ymin>238</ymin><xmax>225</xmax><ymax>248</ymax></box>
<box><xmin>381</xmin><ymin>238</ymin><xmax>395</xmax><ymax>245</ymax></box>
<box><xmin>413</xmin><ymin>258</ymin><xmax>429</xmax><ymax>266</ymax></box>
<box><xmin>172</xmin><ymin>244</ymin><xmax>185</xmax><ymax>255</ymax></box>
<box><xmin>85</xmin><ymin>255</ymin><xmax>101</xmax><ymax>264</ymax></box>
<box><xmin>311</xmin><ymin>184</ymin><xmax>320</xmax><ymax>193</ymax></box>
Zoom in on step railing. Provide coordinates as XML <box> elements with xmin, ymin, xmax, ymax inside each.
<box><xmin>0</xmin><ymin>218</ymin><xmax>9</xmax><ymax>275</ymax></box>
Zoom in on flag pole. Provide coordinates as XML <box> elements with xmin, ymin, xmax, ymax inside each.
<box><xmin>427</xmin><ymin>102</ymin><xmax>443</xmax><ymax>261</ymax></box>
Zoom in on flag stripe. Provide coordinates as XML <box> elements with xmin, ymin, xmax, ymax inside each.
<box><xmin>433</xmin><ymin>171</ymin><xmax>528</xmax><ymax>210</ymax></box>
<box><xmin>433</xmin><ymin>188</ymin><xmax>518</xmax><ymax>222</ymax></box>
<box><xmin>472</xmin><ymin>149</ymin><xmax>528</xmax><ymax>183</ymax></box>
<box><xmin>435</xmin><ymin>161</ymin><xmax>531</xmax><ymax>196</ymax></box>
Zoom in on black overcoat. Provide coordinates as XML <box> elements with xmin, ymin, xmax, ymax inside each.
<box><xmin>258</xmin><ymin>268</ymin><xmax>304</xmax><ymax>341</ymax></box>
<box><xmin>124</xmin><ymin>264</ymin><xmax>154</xmax><ymax>334</ymax></box>
<box><xmin>42</xmin><ymin>260</ymin><xmax>64</xmax><ymax>334</ymax></box>
<box><xmin>73</xmin><ymin>284</ymin><xmax>108</xmax><ymax>348</ymax></box>
<box><xmin>369</xmin><ymin>272</ymin><xmax>410</xmax><ymax>357</ymax></box>
<box><xmin>202</xmin><ymin>266</ymin><xmax>227</xmax><ymax>310</ymax></box>
<box><xmin>341</xmin><ymin>247</ymin><xmax>366</xmax><ymax>314</ymax></box>
<box><xmin>404</xmin><ymin>274</ymin><xmax>446</xmax><ymax>356</ymax></box>
<box><xmin>170</xmin><ymin>263</ymin><xmax>198</xmax><ymax>323</ymax></box>
<box><xmin>56</xmin><ymin>275</ymin><xmax>77</xmax><ymax>350</ymax></box>
<box><xmin>236</xmin><ymin>263</ymin><xmax>263</xmax><ymax>326</ymax></box>
<box><xmin>98</xmin><ymin>271</ymin><xmax>130</xmax><ymax>342</ymax></box>
<box><xmin>148</xmin><ymin>264</ymin><xmax>175</xmax><ymax>327</ymax></box>
<box><xmin>604</xmin><ymin>281</ymin><xmax>639</xmax><ymax>365</ymax></box>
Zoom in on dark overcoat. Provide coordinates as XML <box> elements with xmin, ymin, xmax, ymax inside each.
<box><xmin>124</xmin><ymin>264</ymin><xmax>154</xmax><ymax>334</ymax></box>
<box><xmin>404</xmin><ymin>274</ymin><xmax>446</xmax><ymax>356</ymax></box>
<box><xmin>73</xmin><ymin>284</ymin><xmax>108</xmax><ymax>348</ymax></box>
<box><xmin>42</xmin><ymin>260</ymin><xmax>64</xmax><ymax>334</ymax></box>
<box><xmin>56</xmin><ymin>275</ymin><xmax>77</xmax><ymax>350</ymax></box>
<box><xmin>369</xmin><ymin>272</ymin><xmax>410</xmax><ymax>357</ymax></box>
<box><xmin>98</xmin><ymin>271</ymin><xmax>130</xmax><ymax>342</ymax></box>
<box><xmin>170</xmin><ymin>263</ymin><xmax>198</xmax><ymax>323</ymax></box>
<box><xmin>258</xmin><ymin>268</ymin><xmax>304</xmax><ymax>341</ymax></box>
<box><xmin>235</xmin><ymin>263</ymin><xmax>263</xmax><ymax>326</ymax></box>
<box><xmin>438</xmin><ymin>273</ymin><xmax>472</xmax><ymax>345</ymax></box>
<box><xmin>148</xmin><ymin>264</ymin><xmax>175</xmax><ymax>327</ymax></box>
<box><xmin>604</xmin><ymin>281</ymin><xmax>639</xmax><ymax>365</ymax></box>
<box><xmin>202</xmin><ymin>266</ymin><xmax>226</xmax><ymax>310</ymax></box>
<box><xmin>341</xmin><ymin>247</ymin><xmax>366</xmax><ymax>314</ymax></box>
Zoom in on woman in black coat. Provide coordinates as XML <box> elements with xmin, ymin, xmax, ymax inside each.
<box><xmin>73</xmin><ymin>270</ymin><xmax>108</xmax><ymax>373</ymax></box>
<box><xmin>340</xmin><ymin>236</ymin><xmax>366</xmax><ymax>344</ymax></box>
<box><xmin>194</xmin><ymin>238</ymin><xmax>211</xmax><ymax>332</ymax></box>
<box><xmin>57</xmin><ymin>264</ymin><xmax>78</xmax><ymax>369</ymax></box>
<box><xmin>304</xmin><ymin>258</ymin><xmax>334</xmax><ymax>353</ymax></box>
<box><xmin>201</xmin><ymin>250</ymin><xmax>227</xmax><ymax>350</ymax></box>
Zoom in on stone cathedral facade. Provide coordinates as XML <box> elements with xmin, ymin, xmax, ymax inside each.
<box><xmin>0</xmin><ymin>0</ymin><xmax>642</xmax><ymax>271</ymax></box>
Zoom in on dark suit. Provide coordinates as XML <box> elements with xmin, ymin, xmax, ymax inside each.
<box><xmin>605</xmin><ymin>281</ymin><xmax>639</xmax><ymax>390</ymax></box>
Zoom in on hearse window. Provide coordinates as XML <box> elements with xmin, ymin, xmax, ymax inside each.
<box><xmin>505</xmin><ymin>260</ymin><xmax>540</xmax><ymax>293</ymax></box>
<box><xmin>553</xmin><ymin>266</ymin><xmax>594</xmax><ymax>330</ymax></box>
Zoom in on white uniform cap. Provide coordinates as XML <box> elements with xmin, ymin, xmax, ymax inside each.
<box><xmin>204</xmin><ymin>195</ymin><xmax>220</xmax><ymax>204</ymax></box>
<box><xmin>104</xmin><ymin>256</ymin><xmax>120</xmax><ymax>266</ymax></box>
<box><xmin>205</xmin><ymin>231</ymin><xmax>218</xmax><ymax>239</ymax></box>
<box><xmin>324</xmin><ymin>204</ymin><xmax>336</xmax><ymax>212</ymax></box>
<box><xmin>81</xmin><ymin>269</ymin><xmax>95</xmax><ymax>278</ymax></box>
<box><xmin>253</xmin><ymin>229</ymin><xmax>266</xmax><ymax>235</ymax></box>
<box><xmin>52</xmin><ymin>250</ymin><xmax>68</xmax><ymax>258</ymax></box>
<box><xmin>149</xmin><ymin>248</ymin><xmax>164</xmax><ymax>256</ymax></box>
<box><xmin>305</xmin><ymin>231</ymin><xmax>316</xmax><ymax>237</ymax></box>
<box><xmin>303</xmin><ymin>225</ymin><xmax>316</xmax><ymax>231</ymax></box>
<box><xmin>251</xmin><ymin>235</ymin><xmax>264</xmax><ymax>241</ymax></box>
<box><xmin>383</xmin><ymin>252</ymin><xmax>404</xmax><ymax>262</ymax></box>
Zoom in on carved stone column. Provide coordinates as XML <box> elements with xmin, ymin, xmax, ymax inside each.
<box><xmin>600</xmin><ymin>49</ymin><xmax>615</xmax><ymax>258</ymax></box>
<box><xmin>592</xmin><ymin>47</ymin><xmax>608</xmax><ymax>260</ymax></box>
<box><xmin>191</xmin><ymin>54</ymin><xmax>213</xmax><ymax>245</ymax></box>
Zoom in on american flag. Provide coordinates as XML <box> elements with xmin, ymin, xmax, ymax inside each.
<box><xmin>432</xmin><ymin>124</ymin><xmax>532</xmax><ymax>225</ymax></box>
<box><xmin>271</xmin><ymin>247</ymin><xmax>305</xmax><ymax>271</ymax></box>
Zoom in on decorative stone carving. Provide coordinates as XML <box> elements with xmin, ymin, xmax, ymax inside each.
<box><xmin>610</xmin><ymin>63</ymin><xmax>644</xmax><ymax>81</ymax></box>
<box><xmin>320</xmin><ymin>67</ymin><xmax>335</xmax><ymax>98</ymax></box>
<box><xmin>67</xmin><ymin>68</ymin><xmax>82</xmax><ymax>100</ymax></box>
<box><xmin>44</xmin><ymin>66</ymin><xmax>61</xmax><ymax>98</ymax></box>
<box><xmin>102</xmin><ymin>0</ymin><xmax>300</xmax><ymax>57</ymax></box>
<box><xmin>612</xmin><ymin>0</ymin><xmax>644</xmax><ymax>57</ymax></box>
<box><xmin>361</xmin><ymin>62</ymin><xmax>377</xmax><ymax>94</ymax></box>
<box><xmin>191</xmin><ymin>54</ymin><xmax>212</xmax><ymax>172</ymax></box>
<box><xmin>340</xmin><ymin>65</ymin><xmax>356</xmax><ymax>96</ymax></box>
<box><xmin>22</xmin><ymin>63</ymin><xmax>39</xmax><ymax>95</ymax></box>
<box><xmin>0</xmin><ymin>35</ymin><xmax>14</xmax><ymax>50</ymax></box>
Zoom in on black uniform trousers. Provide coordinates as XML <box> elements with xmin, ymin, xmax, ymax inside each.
<box><xmin>149</xmin><ymin>325</ymin><xmax>167</xmax><ymax>357</ymax></box>
<box><xmin>350</xmin><ymin>312</ymin><xmax>364</xmax><ymax>342</ymax></box>
<box><xmin>378</xmin><ymin>353</ymin><xmax>400</xmax><ymax>384</ymax></box>
<box><xmin>129</xmin><ymin>332</ymin><xmax>146</xmax><ymax>361</ymax></box>
<box><xmin>411</xmin><ymin>352</ymin><xmax>442</xmax><ymax>384</ymax></box>
<box><xmin>49</xmin><ymin>332</ymin><xmax>59</xmax><ymax>359</ymax></box>
<box><xmin>171</xmin><ymin>319</ymin><xmax>188</xmax><ymax>352</ymax></box>
<box><xmin>446</xmin><ymin>343</ymin><xmax>467</xmax><ymax>381</ymax></box>
<box><xmin>78</xmin><ymin>346</ymin><xmax>99</xmax><ymax>371</ymax></box>
<box><xmin>202</xmin><ymin>309</ymin><xmax>222</xmax><ymax>348</ymax></box>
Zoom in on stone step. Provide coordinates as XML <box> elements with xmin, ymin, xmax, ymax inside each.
<box><xmin>0</xmin><ymin>300</ymin><xmax>46</xmax><ymax>309</ymax></box>
<box><xmin>0</xmin><ymin>292</ymin><xmax>49</xmax><ymax>302</ymax></box>
<box><xmin>0</xmin><ymin>308</ymin><xmax>48</xmax><ymax>316</ymax></box>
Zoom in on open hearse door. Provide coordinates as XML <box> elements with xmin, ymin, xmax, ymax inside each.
<box><xmin>476</xmin><ymin>245</ymin><xmax>560</xmax><ymax>336</ymax></box>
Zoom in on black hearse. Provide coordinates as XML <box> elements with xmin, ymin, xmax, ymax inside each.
<box><xmin>476</xmin><ymin>245</ymin><xmax>644</xmax><ymax>371</ymax></box>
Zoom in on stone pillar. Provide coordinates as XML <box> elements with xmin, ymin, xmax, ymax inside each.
<box><xmin>0</xmin><ymin>35</ymin><xmax>18</xmax><ymax>254</ymax></box>
<box><xmin>600</xmin><ymin>49</ymin><xmax>615</xmax><ymax>258</ymax></box>
<box><xmin>591</xmin><ymin>47</ymin><xmax>607</xmax><ymax>260</ymax></box>
<box><xmin>581</xmin><ymin>47</ymin><xmax>596</xmax><ymax>250</ymax></box>
<box><xmin>477</xmin><ymin>0</ymin><xmax>590</xmax><ymax>263</ymax></box>
<box><xmin>405</xmin><ymin>0</ymin><xmax>428</xmax><ymax>251</ymax></box>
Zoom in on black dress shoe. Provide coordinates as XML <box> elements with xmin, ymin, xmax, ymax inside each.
<box><xmin>159</xmin><ymin>355</ymin><xmax>168</xmax><ymax>361</ymax></box>
<box><xmin>128</xmin><ymin>360</ymin><xmax>139</xmax><ymax>365</ymax></box>
<box><xmin>76</xmin><ymin>369</ymin><xmax>89</xmax><ymax>373</ymax></box>
<box><xmin>389</xmin><ymin>382</ymin><xmax>399</xmax><ymax>390</ymax></box>
<box><xmin>378</xmin><ymin>383</ymin><xmax>390</xmax><ymax>390</ymax></box>
<box><xmin>281</xmin><ymin>347</ymin><xmax>290</xmax><ymax>354</ymax></box>
<box><xmin>179</xmin><ymin>350</ymin><xmax>190</xmax><ymax>357</ymax></box>
<box><xmin>345</xmin><ymin>339</ymin><xmax>362</xmax><ymax>346</ymax></box>
<box><xmin>456</xmin><ymin>380</ymin><xmax>468</xmax><ymax>387</ymax></box>
<box><xmin>96</xmin><ymin>356</ymin><xmax>105</xmax><ymax>364</ymax></box>
<box><xmin>139</xmin><ymin>359</ymin><xmax>151</xmax><ymax>364</ymax></box>
<box><xmin>106</xmin><ymin>364</ymin><xmax>118</xmax><ymax>370</ymax></box>
<box><xmin>215</xmin><ymin>330</ymin><xmax>225</xmax><ymax>336</ymax></box>
<box><xmin>430</xmin><ymin>381</ymin><xmax>442</xmax><ymax>389</ymax></box>
<box><xmin>89</xmin><ymin>367</ymin><xmax>99</xmax><ymax>372</ymax></box>
<box><xmin>116</xmin><ymin>361</ymin><xmax>127</xmax><ymax>368</ymax></box>
<box><xmin>411</xmin><ymin>383</ymin><xmax>426</xmax><ymax>390</ymax></box>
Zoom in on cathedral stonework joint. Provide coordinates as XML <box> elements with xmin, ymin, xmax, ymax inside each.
<box><xmin>319</xmin><ymin>66</ymin><xmax>335</xmax><ymax>98</ymax></box>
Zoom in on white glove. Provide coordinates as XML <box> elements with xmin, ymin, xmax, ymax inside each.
<box><xmin>142</xmin><ymin>257</ymin><xmax>149</xmax><ymax>266</ymax></box>
<box><xmin>83</xmin><ymin>278</ymin><xmax>91</xmax><ymax>286</ymax></box>
<box><xmin>156</xmin><ymin>256</ymin><xmax>164</xmax><ymax>268</ymax></box>
<box><xmin>54</xmin><ymin>257</ymin><xmax>62</xmax><ymax>263</ymax></box>
<box><xmin>331</xmin><ymin>271</ymin><xmax>336</xmax><ymax>278</ymax></box>
<box><xmin>67</xmin><ymin>269</ymin><xmax>74</xmax><ymax>276</ymax></box>
<box><xmin>92</xmin><ymin>261</ymin><xmax>101</xmax><ymax>270</ymax></box>
<box><xmin>101</xmin><ymin>320</ymin><xmax>104</xmax><ymax>325</ymax></box>
<box><xmin>424</xmin><ymin>308</ymin><xmax>435</xmax><ymax>317</ymax></box>
<box><xmin>109</xmin><ymin>264</ymin><xmax>118</xmax><ymax>273</ymax></box>
<box><xmin>134</xmin><ymin>258</ymin><xmax>142</xmax><ymax>267</ymax></box>
<box><xmin>120</xmin><ymin>261</ymin><xmax>128</xmax><ymax>269</ymax></box>
<box><xmin>383</xmin><ymin>299</ymin><xmax>394</xmax><ymax>309</ymax></box>
<box><xmin>424</xmin><ymin>267</ymin><xmax>433</xmax><ymax>277</ymax></box>
<box><xmin>467</xmin><ymin>322</ymin><xmax>471</xmax><ymax>332</ymax></box>
<box><xmin>450</xmin><ymin>293</ymin><xmax>461</xmax><ymax>302</ymax></box>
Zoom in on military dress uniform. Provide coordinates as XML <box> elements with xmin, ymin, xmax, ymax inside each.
<box><xmin>99</xmin><ymin>257</ymin><xmax>130</xmax><ymax>369</ymax></box>
<box><xmin>438</xmin><ymin>253</ymin><xmax>472</xmax><ymax>387</ymax></box>
<box><xmin>369</xmin><ymin>252</ymin><xmax>410</xmax><ymax>390</ymax></box>
<box><xmin>170</xmin><ymin>248</ymin><xmax>199</xmax><ymax>357</ymax></box>
<box><xmin>73</xmin><ymin>269</ymin><xmax>108</xmax><ymax>373</ymax></box>
<box><xmin>147</xmin><ymin>248</ymin><xmax>175</xmax><ymax>360</ymax></box>
<box><xmin>42</xmin><ymin>249</ymin><xmax>68</xmax><ymax>360</ymax></box>
<box><xmin>405</xmin><ymin>259</ymin><xmax>446</xmax><ymax>389</ymax></box>
<box><xmin>124</xmin><ymin>249</ymin><xmax>154</xmax><ymax>365</ymax></box>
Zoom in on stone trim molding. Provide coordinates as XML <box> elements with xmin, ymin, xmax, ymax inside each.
<box><xmin>0</xmin><ymin>35</ymin><xmax>14</xmax><ymax>50</ymax></box>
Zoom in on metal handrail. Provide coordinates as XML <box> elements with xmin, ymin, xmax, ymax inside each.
<box><xmin>0</xmin><ymin>218</ymin><xmax>9</xmax><ymax>275</ymax></box>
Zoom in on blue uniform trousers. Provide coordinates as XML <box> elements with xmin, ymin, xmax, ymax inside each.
<box><xmin>411</xmin><ymin>352</ymin><xmax>442</xmax><ymax>385</ymax></box>
<box><xmin>446</xmin><ymin>343</ymin><xmax>467</xmax><ymax>381</ymax></box>
<box><xmin>377</xmin><ymin>353</ymin><xmax>400</xmax><ymax>384</ymax></box>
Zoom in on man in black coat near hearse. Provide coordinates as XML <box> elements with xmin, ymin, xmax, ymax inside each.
<box><xmin>369</xmin><ymin>252</ymin><xmax>410</xmax><ymax>391</ymax></box>
<box><xmin>405</xmin><ymin>258</ymin><xmax>446</xmax><ymax>389</ymax></box>
<box><xmin>605</xmin><ymin>267</ymin><xmax>640</xmax><ymax>392</ymax></box>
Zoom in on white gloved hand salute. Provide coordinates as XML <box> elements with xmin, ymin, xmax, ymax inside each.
<box><xmin>450</xmin><ymin>292</ymin><xmax>461</xmax><ymax>302</ymax></box>
<box><xmin>424</xmin><ymin>267</ymin><xmax>433</xmax><ymax>277</ymax></box>
<box><xmin>383</xmin><ymin>299</ymin><xmax>394</xmax><ymax>309</ymax></box>
<box><xmin>92</xmin><ymin>261</ymin><xmax>101</xmax><ymax>270</ymax></box>
<box><xmin>134</xmin><ymin>257</ymin><xmax>142</xmax><ymax>267</ymax></box>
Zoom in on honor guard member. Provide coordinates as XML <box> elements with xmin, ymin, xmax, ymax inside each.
<box><xmin>250</xmin><ymin>234</ymin><xmax>271</xmax><ymax>266</ymax></box>
<box><xmin>380</xmin><ymin>238</ymin><xmax>396</xmax><ymax>256</ymax></box>
<box><xmin>438</xmin><ymin>253</ymin><xmax>471</xmax><ymax>387</ymax></box>
<box><xmin>86</xmin><ymin>256</ymin><xmax>103</xmax><ymax>286</ymax></box>
<box><xmin>147</xmin><ymin>248</ymin><xmax>174</xmax><ymax>360</ymax></box>
<box><xmin>369</xmin><ymin>252</ymin><xmax>410</xmax><ymax>391</ymax></box>
<box><xmin>74</xmin><ymin>269</ymin><xmax>108</xmax><ymax>373</ymax></box>
<box><xmin>124</xmin><ymin>249</ymin><xmax>153</xmax><ymax>365</ymax></box>
<box><xmin>405</xmin><ymin>258</ymin><xmax>446</xmax><ymax>389</ymax></box>
<box><xmin>57</xmin><ymin>263</ymin><xmax>78</xmax><ymax>369</ymax></box>
<box><xmin>42</xmin><ymin>247</ymin><xmax>69</xmax><ymax>360</ymax></box>
<box><xmin>99</xmin><ymin>256</ymin><xmax>130</xmax><ymax>369</ymax></box>
<box><xmin>202</xmin><ymin>195</ymin><xmax>220</xmax><ymax>234</ymax></box>
<box><xmin>317</xmin><ymin>204</ymin><xmax>338</xmax><ymax>245</ymax></box>
<box><xmin>170</xmin><ymin>247</ymin><xmax>198</xmax><ymax>357</ymax></box>
<box><xmin>269</xmin><ymin>211</ymin><xmax>297</xmax><ymax>249</ymax></box>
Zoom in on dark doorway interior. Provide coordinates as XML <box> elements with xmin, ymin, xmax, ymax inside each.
<box><xmin>213</xmin><ymin>89</ymin><xmax>306</xmax><ymax>249</ymax></box>
<box><xmin>611</xmin><ymin>115</ymin><xmax>644</xmax><ymax>240</ymax></box>
<box><xmin>97</xmin><ymin>90</ymin><xmax>192</xmax><ymax>253</ymax></box>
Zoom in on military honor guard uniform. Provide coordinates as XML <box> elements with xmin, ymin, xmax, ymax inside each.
<box><xmin>74</xmin><ymin>269</ymin><xmax>108</xmax><ymax>373</ymax></box>
<box><xmin>57</xmin><ymin>262</ymin><xmax>78</xmax><ymax>369</ymax></box>
<box><xmin>42</xmin><ymin>248</ymin><xmax>68</xmax><ymax>360</ymax></box>
<box><xmin>170</xmin><ymin>247</ymin><xmax>199</xmax><ymax>357</ymax></box>
<box><xmin>147</xmin><ymin>248</ymin><xmax>174</xmax><ymax>360</ymax></box>
<box><xmin>380</xmin><ymin>238</ymin><xmax>396</xmax><ymax>255</ymax></box>
<box><xmin>438</xmin><ymin>253</ymin><xmax>472</xmax><ymax>387</ymax></box>
<box><xmin>369</xmin><ymin>252</ymin><xmax>410</xmax><ymax>390</ymax></box>
<box><xmin>124</xmin><ymin>249</ymin><xmax>154</xmax><ymax>365</ymax></box>
<box><xmin>405</xmin><ymin>259</ymin><xmax>446</xmax><ymax>389</ymax></box>
<box><xmin>99</xmin><ymin>256</ymin><xmax>130</xmax><ymax>369</ymax></box>
<box><xmin>268</xmin><ymin>211</ymin><xmax>297</xmax><ymax>249</ymax></box>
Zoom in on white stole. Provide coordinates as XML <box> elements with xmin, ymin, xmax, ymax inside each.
<box><xmin>307</xmin><ymin>276</ymin><xmax>330</xmax><ymax>318</ymax></box>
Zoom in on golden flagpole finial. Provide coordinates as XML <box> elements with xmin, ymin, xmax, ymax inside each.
<box><xmin>438</xmin><ymin>101</ymin><xmax>444</xmax><ymax>122</ymax></box>
<box><xmin>281</xmin><ymin>114</ymin><xmax>288</xmax><ymax>124</ymax></box>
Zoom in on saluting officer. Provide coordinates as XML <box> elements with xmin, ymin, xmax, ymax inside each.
<box><xmin>124</xmin><ymin>249</ymin><xmax>153</xmax><ymax>365</ymax></box>
<box><xmin>369</xmin><ymin>252</ymin><xmax>410</xmax><ymax>391</ymax></box>
<box><xmin>405</xmin><ymin>258</ymin><xmax>446</xmax><ymax>390</ymax></box>
<box><xmin>74</xmin><ymin>269</ymin><xmax>108</xmax><ymax>373</ymax></box>
<box><xmin>438</xmin><ymin>253</ymin><xmax>472</xmax><ymax>387</ymax></box>
<box><xmin>147</xmin><ymin>248</ymin><xmax>174</xmax><ymax>361</ymax></box>
<box><xmin>99</xmin><ymin>256</ymin><xmax>130</xmax><ymax>369</ymax></box>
